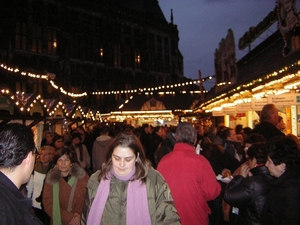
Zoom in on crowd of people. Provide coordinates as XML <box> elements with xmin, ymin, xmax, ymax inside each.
<box><xmin>0</xmin><ymin>103</ymin><xmax>300</xmax><ymax>225</ymax></box>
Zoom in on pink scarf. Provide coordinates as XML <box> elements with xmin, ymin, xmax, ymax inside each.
<box><xmin>87</xmin><ymin>167</ymin><xmax>151</xmax><ymax>225</ymax></box>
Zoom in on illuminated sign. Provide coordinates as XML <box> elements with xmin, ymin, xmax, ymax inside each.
<box><xmin>239</xmin><ymin>8</ymin><xmax>277</xmax><ymax>50</ymax></box>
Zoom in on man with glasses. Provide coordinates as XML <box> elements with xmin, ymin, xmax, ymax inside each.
<box><xmin>0</xmin><ymin>123</ymin><xmax>43</xmax><ymax>225</ymax></box>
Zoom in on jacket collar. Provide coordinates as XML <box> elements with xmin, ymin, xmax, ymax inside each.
<box><xmin>45</xmin><ymin>163</ymin><xmax>86</xmax><ymax>185</ymax></box>
<box><xmin>173</xmin><ymin>142</ymin><xmax>195</xmax><ymax>152</ymax></box>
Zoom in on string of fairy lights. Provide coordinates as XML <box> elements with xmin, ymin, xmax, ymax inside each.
<box><xmin>0</xmin><ymin>63</ymin><xmax>214</xmax><ymax>98</ymax></box>
<box><xmin>2</xmin><ymin>60</ymin><xmax>300</xmax><ymax>117</ymax></box>
<box><xmin>196</xmin><ymin>60</ymin><xmax>300</xmax><ymax>112</ymax></box>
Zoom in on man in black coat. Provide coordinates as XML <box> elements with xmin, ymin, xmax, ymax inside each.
<box><xmin>0</xmin><ymin>123</ymin><xmax>43</xmax><ymax>225</ymax></box>
<box><xmin>252</xmin><ymin>104</ymin><xmax>285</xmax><ymax>140</ymax></box>
<box><xmin>154</xmin><ymin>126</ymin><xmax>177</xmax><ymax>167</ymax></box>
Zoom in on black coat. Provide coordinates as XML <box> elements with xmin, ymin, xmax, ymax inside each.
<box><xmin>261</xmin><ymin>166</ymin><xmax>300</xmax><ymax>225</ymax></box>
<box><xmin>154</xmin><ymin>132</ymin><xmax>176</xmax><ymax>166</ymax></box>
<box><xmin>252</xmin><ymin>121</ymin><xmax>285</xmax><ymax>140</ymax></box>
<box><xmin>0</xmin><ymin>172</ymin><xmax>43</xmax><ymax>225</ymax></box>
<box><xmin>203</xmin><ymin>145</ymin><xmax>240</xmax><ymax>225</ymax></box>
<box><xmin>224</xmin><ymin>166</ymin><xmax>273</xmax><ymax>225</ymax></box>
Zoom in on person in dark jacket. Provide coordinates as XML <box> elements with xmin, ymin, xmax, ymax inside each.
<box><xmin>149</xmin><ymin>126</ymin><xmax>166</xmax><ymax>167</ymax></box>
<box><xmin>92</xmin><ymin>125</ymin><xmax>112</xmax><ymax>172</ymax></box>
<box><xmin>224</xmin><ymin>143</ymin><xmax>273</xmax><ymax>225</ymax></box>
<box><xmin>261</xmin><ymin>136</ymin><xmax>300</xmax><ymax>225</ymax></box>
<box><xmin>139</xmin><ymin>123</ymin><xmax>153</xmax><ymax>163</ymax></box>
<box><xmin>220</xmin><ymin>127</ymin><xmax>241</xmax><ymax>161</ymax></box>
<box><xmin>200</xmin><ymin>136</ymin><xmax>240</xmax><ymax>225</ymax></box>
<box><xmin>154</xmin><ymin>126</ymin><xmax>176</xmax><ymax>167</ymax></box>
<box><xmin>252</xmin><ymin>104</ymin><xmax>285</xmax><ymax>140</ymax></box>
<box><xmin>0</xmin><ymin>123</ymin><xmax>43</xmax><ymax>225</ymax></box>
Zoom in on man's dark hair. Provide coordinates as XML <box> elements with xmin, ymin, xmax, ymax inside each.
<box><xmin>100</xmin><ymin>125</ymin><xmax>109</xmax><ymax>134</ymax></box>
<box><xmin>153</xmin><ymin>125</ymin><xmax>162</xmax><ymax>133</ymax></box>
<box><xmin>219</xmin><ymin>127</ymin><xmax>232</xmax><ymax>140</ymax></box>
<box><xmin>176</xmin><ymin>122</ymin><xmax>197</xmax><ymax>146</ymax></box>
<box><xmin>0</xmin><ymin>123</ymin><xmax>35</xmax><ymax>169</ymax></box>
<box><xmin>141</xmin><ymin>123</ymin><xmax>149</xmax><ymax>130</ymax></box>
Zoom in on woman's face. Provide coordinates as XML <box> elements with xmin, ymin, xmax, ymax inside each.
<box><xmin>54</xmin><ymin>138</ymin><xmax>64</xmax><ymax>149</ymax></box>
<box><xmin>45</xmin><ymin>134</ymin><xmax>53</xmax><ymax>143</ymax></box>
<box><xmin>265</xmin><ymin>156</ymin><xmax>284</xmax><ymax>178</ymax></box>
<box><xmin>112</xmin><ymin>146</ymin><xmax>136</xmax><ymax>177</ymax></box>
<box><xmin>40</xmin><ymin>149</ymin><xmax>52</xmax><ymax>164</ymax></box>
<box><xmin>57</xmin><ymin>154</ymin><xmax>72</xmax><ymax>176</ymax></box>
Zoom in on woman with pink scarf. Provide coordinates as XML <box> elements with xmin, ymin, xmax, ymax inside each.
<box><xmin>82</xmin><ymin>133</ymin><xmax>180</xmax><ymax>225</ymax></box>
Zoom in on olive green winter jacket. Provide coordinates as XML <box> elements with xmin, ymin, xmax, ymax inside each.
<box><xmin>81</xmin><ymin>168</ymin><xmax>181</xmax><ymax>225</ymax></box>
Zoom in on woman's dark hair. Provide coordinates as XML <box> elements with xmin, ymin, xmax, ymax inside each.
<box><xmin>100</xmin><ymin>133</ymin><xmax>151</xmax><ymax>183</ymax></box>
<box><xmin>52</xmin><ymin>134</ymin><xmax>63</xmax><ymax>148</ymax></box>
<box><xmin>265</xmin><ymin>136</ymin><xmax>300</xmax><ymax>167</ymax></box>
<box><xmin>247</xmin><ymin>143</ymin><xmax>267</xmax><ymax>164</ymax></box>
<box><xmin>50</xmin><ymin>147</ymin><xmax>79</xmax><ymax>169</ymax></box>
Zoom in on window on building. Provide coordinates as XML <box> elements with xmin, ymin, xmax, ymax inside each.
<box><xmin>149</xmin><ymin>51</ymin><xmax>155</xmax><ymax>71</ymax></box>
<box><xmin>134</xmin><ymin>28</ymin><xmax>141</xmax><ymax>45</ymax></box>
<box><xmin>114</xmin><ymin>44</ymin><xmax>121</xmax><ymax>66</ymax></box>
<box><xmin>148</xmin><ymin>33</ymin><xmax>155</xmax><ymax>71</ymax></box>
<box><xmin>156</xmin><ymin>36</ymin><xmax>163</xmax><ymax>72</ymax></box>
<box><xmin>48</xmin><ymin>28</ymin><xmax>57</xmax><ymax>55</ymax></box>
<box><xmin>164</xmin><ymin>37</ymin><xmax>170</xmax><ymax>73</ymax></box>
<box><xmin>124</xmin><ymin>46</ymin><xmax>131</xmax><ymax>67</ymax></box>
<box><xmin>15</xmin><ymin>22</ymin><xmax>27</xmax><ymax>50</ymax></box>
<box><xmin>32</xmin><ymin>24</ymin><xmax>42</xmax><ymax>53</ymax></box>
<box><xmin>135</xmin><ymin>49</ymin><xmax>140</xmax><ymax>69</ymax></box>
<box><xmin>99</xmin><ymin>46</ymin><xmax>104</xmax><ymax>63</ymax></box>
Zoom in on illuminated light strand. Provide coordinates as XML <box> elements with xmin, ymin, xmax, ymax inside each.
<box><xmin>197</xmin><ymin>60</ymin><xmax>300</xmax><ymax>111</ymax></box>
<box><xmin>1</xmin><ymin>62</ymin><xmax>212</xmax><ymax>97</ymax></box>
<box><xmin>0</xmin><ymin>89</ymin><xmax>102</xmax><ymax>120</ymax></box>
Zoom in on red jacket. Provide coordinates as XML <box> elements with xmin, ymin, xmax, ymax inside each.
<box><xmin>157</xmin><ymin>143</ymin><xmax>221</xmax><ymax>225</ymax></box>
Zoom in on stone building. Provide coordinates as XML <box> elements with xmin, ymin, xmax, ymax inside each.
<box><xmin>0</xmin><ymin>0</ymin><xmax>185</xmax><ymax>113</ymax></box>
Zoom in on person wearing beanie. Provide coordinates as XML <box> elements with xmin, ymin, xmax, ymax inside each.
<box><xmin>71</xmin><ymin>132</ymin><xmax>91</xmax><ymax>171</ymax></box>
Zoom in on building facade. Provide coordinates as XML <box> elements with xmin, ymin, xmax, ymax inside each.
<box><xmin>0</xmin><ymin>0</ymin><xmax>184</xmax><ymax>113</ymax></box>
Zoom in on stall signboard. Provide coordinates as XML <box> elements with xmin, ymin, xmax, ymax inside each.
<box><xmin>251</xmin><ymin>98</ymin><xmax>268</xmax><ymax>110</ymax></box>
<box><xmin>212</xmin><ymin>110</ymin><xmax>225</xmax><ymax>117</ymax></box>
<box><xmin>268</xmin><ymin>94</ymin><xmax>300</xmax><ymax>106</ymax></box>
<box><xmin>236</xmin><ymin>103</ymin><xmax>252</xmax><ymax>112</ymax></box>
<box><xmin>222</xmin><ymin>107</ymin><xmax>236</xmax><ymax>115</ymax></box>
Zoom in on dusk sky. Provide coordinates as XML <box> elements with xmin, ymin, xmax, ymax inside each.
<box><xmin>158</xmin><ymin>1</ymin><xmax>279</xmax><ymax>89</ymax></box>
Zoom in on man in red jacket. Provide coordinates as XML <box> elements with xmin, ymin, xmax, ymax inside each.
<box><xmin>157</xmin><ymin>122</ymin><xmax>221</xmax><ymax>225</ymax></box>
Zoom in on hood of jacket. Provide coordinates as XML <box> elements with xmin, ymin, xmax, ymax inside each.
<box><xmin>45</xmin><ymin>163</ymin><xmax>86</xmax><ymax>185</ymax></box>
<box><xmin>94</xmin><ymin>135</ymin><xmax>112</xmax><ymax>147</ymax></box>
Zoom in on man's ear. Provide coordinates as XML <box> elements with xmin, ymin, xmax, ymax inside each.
<box><xmin>24</xmin><ymin>151</ymin><xmax>34</xmax><ymax>165</ymax></box>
